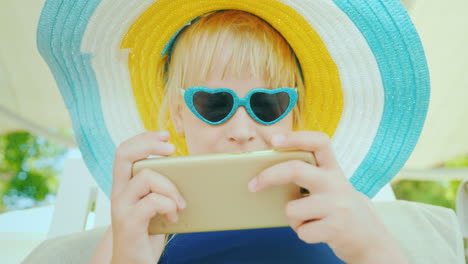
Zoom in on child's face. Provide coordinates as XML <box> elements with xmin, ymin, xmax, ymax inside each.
<box><xmin>173</xmin><ymin>70</ymin><xmax>294</xmax><ymax>155</ymax></box>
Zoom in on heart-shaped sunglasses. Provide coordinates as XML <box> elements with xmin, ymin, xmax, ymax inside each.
<box><xmin>180</xmin><ymin>87</ymin><xmax>298</xmax><ymax>125</ymax></box>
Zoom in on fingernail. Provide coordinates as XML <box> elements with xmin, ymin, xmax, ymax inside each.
<box><xmin>248</xmin><ymin>178</ymin><xmax>258</xmax><ymax>192</ymax></box>
<box><xmin>172</xmin><ymin>214</ymin><xmax>179</xmax><ymax>223</ymax></box>
<box><xmin>178</xmin><ymin>197</ymin><xmax>186</xmax><ymax>209</ymax></box>
<box><xmin>157</xmin><ymin>131</ymin><xmax>170</xmax><ymax>139</ymax></box>
<box><xmin>165</xmin><ymin>143</ymin><xmax>175</xmax><ymax>153</ymax></box>
<box><xmin>272</xmin><ymin>134</ymin><xmax>286</xmax><ymax>146</ymax></box>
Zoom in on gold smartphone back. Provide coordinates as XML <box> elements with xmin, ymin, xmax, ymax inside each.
<box><xmin>132</xmin><ymin>148</ymin><xmax>315</xmax><ymax>234</ymax></box>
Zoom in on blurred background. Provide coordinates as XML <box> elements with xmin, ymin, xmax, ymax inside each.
<box><xmin>1</xmin><ymin>0</ymin><xmax>467</xmax><ymax>263</ymax></box>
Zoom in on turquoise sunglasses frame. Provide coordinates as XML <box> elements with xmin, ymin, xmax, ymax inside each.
<box><xmin>180</xmin><ymin>87</ymin><xmax>298</xmax><ymax>125</ymax></box>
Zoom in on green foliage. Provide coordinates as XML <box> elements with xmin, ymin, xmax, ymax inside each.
<box><xmin>0</xmin><ymin>131</ymin><xmax>68</xmax><ymax>213</ymax></box>
<box><xmin>392</xmin><ymin>155</ymin><xmax>468</xmax><ymax>211</ymax></box>
<box><xmin>392</xmin><ymin>180</ymin><xmax>461</xmax><ymax>211</ymax></box>
<box><xmin>445</xmin><ymin>155</ymin><xmax>468</xmax><ymax>168</ymax></box>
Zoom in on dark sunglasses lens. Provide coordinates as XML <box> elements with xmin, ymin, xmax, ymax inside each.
<box><xmin>193</xmin><ymin>91</ymin><xmax>234</xmax><ymax>122</ymax></box>
<box><xmin>250</xmin><ymin>92</ymin><xmax>290</xmax><ymax>122</ymax></box>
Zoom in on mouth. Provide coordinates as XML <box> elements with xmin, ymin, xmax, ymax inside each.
<box><xmin>221</xmin><ymin>146</ymin><xmax>271</xmax><ymax>154</ymax></box>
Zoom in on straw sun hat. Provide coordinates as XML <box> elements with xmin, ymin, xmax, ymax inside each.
<box><xmin>37</xmin><ymin>0</ymin><xmax>429</xmax><ymax>198</ymax></box>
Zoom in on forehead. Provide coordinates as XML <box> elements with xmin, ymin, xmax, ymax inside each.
<box><xmin>201</xmin><ymin>76</ymin><xmax>268</xmax><ymax>97</ymax></box>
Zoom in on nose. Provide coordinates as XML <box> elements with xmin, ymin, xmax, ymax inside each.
<box><xmin>225</xmin><ymin>106</ymin><xmax>256</xmax><ymax>144</ymax></box>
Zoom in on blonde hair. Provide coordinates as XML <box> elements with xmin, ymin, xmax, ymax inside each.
<box><xmin>158</xmin><ymin>10</ymin><xmax>305</xmax><ymax>131</ymax></box>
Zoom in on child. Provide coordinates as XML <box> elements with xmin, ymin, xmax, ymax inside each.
<box><xmin>31</xmin><ymin>1</ymin><xmax>464</xmax><ymax>264</ymax></box>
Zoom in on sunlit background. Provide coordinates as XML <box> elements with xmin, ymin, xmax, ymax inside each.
<box><xmin>1</xmin><ymin>0</ymin><xmax>467</xmax><ymax>263</ymax></box>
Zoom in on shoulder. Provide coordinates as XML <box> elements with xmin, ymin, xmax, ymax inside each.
<box><xmin>372</xmin><ymin>200</ymin><xmax>465</xmax><ymax>264</ymax></box>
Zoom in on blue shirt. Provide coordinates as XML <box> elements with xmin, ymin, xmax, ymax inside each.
<box><xmin>158</xmin><ymin>227</ymin><xmax>346</xmax><ymax>263</ymax></box>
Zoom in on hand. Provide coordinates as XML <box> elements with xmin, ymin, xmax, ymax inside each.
<box><xmin>248</xmin><ymin>131</ymin><xmax>408</xmax><ymax>264</ymax></box>
<box><xmin>110</xmin><ymin>131</ymin><xmax>186</xmax><ymax>264</ymax></box>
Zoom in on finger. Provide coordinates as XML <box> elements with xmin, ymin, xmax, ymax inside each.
<box><xmin>112</xmin><ymin>131</ymin><xmax>174</xmax><ymax>197</ymax></box>
<box><xmin>121</xmin><ymin>168</ymin><xmax>186</xmax><ymax>210</ymax></box>
<box><xmin>250</xmin><ymin>160</ymin><xmax>336</xmax><ymax>193</ymax></box>
<box><xmin>271</xmin><ymin>131</ymin><xmax>339</xmax><ymax>169</ymax></box>
<box><xmin>286</xmin><ymin>194</ymin><xmax>331</xmax><ymax>227</ymax></box>
<box><xmin>133</xmin><ymin>193</ymin><xmax>179</xmax><ymax>225</ymax></box>
<box><xmin>287</xmin><ymin>217</ymin><xmax>303</xmax><ymax>232</ymax></box>
<box><xmin>295</xmin><ymin>218</ymin><xmax>333</xmax><ymax>245</ymax></box>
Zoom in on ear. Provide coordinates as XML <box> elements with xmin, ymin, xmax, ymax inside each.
<box><xmin>170</xmin><ymin>103</ymin><xmax>184</xmax><ymax>134</ymax></box>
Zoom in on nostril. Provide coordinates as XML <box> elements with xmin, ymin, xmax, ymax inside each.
<box><xmin>229</xmin><ymin>136</ymin><xmax>255</xmax><ymax>143</ymax></box>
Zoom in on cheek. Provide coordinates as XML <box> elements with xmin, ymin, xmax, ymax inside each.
<box><xmin>186</xmin><ymin>133</ymin><xmax>221</xmax><ymax>155</ymax></box>
<box><xmin>276</xmin><ymin>112</ymin><xmax>294</xmax><ymax>131</ymax></box>
<box><xmin>181</xmin><ymin>109</ymin><xmax>219</xmax><ymax>154</ymax></box>
<box><xmin>261</xmin><ymin>114</ymin><xmax>294</xmax><ymax>146</ymax></box>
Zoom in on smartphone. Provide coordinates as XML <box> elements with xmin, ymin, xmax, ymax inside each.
<box><xmin>132</xmin><ymin>148</ymin><xmax>316</xmax><ymax>235</ymax></box>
